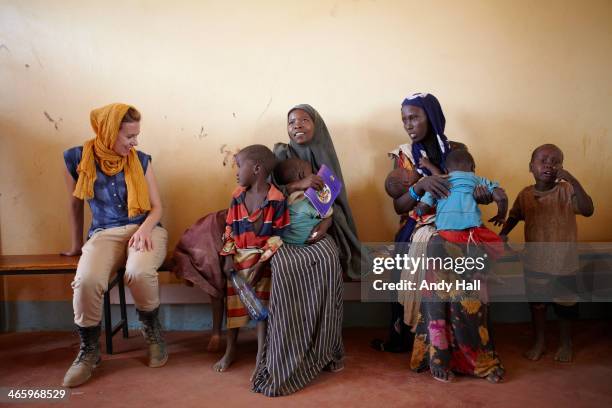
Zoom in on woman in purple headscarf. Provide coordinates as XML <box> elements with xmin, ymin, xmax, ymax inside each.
<box><xmin>385</xmin><ymin>93</ymin><xmax>504</xmax><ymax>383</ymax></box>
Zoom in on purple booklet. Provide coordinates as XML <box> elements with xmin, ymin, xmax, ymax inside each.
<box><xmin>304</xmin><ymin>164</ymin><xmax>343</xmax><ymax>217</ymax></box>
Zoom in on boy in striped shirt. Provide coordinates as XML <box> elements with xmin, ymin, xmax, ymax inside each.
<box><xmin>214</xmin><ymin>145</ymin><xmax>289</xmax><ymax>379</ymax></box>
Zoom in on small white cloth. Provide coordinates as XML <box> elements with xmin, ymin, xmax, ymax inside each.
<box><xmin>397</xmin><ymin>224</ymin><xmax>436</xmax><ymax>330</ymax></box>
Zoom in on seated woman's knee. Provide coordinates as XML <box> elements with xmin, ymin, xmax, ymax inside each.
<box><xmin>124</xmin><ymin>263</ymin><xmax>158</xmax><ymax>285</ymax></box>
<box><xmin>71</xmin><ymin>273</ymin><xmax>108</xmax><ymax>296</ymax></box>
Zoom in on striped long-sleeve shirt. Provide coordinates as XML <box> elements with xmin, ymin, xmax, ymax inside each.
<box><xmin>220</xmin><ymin>184</ymin><xmax>290</xmax><ymax>328</ymax></box>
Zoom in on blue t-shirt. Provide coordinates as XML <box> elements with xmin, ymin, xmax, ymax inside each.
<box><xmin>421</xmin><ymin>170</ymin><xmax>499</xmax><ymax>231</ymax></box>
<box><xmin>64</xmin><ymin>146</ymin><xmax>151</xmax><ymax>237</ymax></box>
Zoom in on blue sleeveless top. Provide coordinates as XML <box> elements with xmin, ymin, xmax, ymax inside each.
<box><xmin>64</xmin><ymin>146</ymin><xmax>151</xmax><ymax>237</ymax></box>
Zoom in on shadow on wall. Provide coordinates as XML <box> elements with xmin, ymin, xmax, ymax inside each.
<box><xmin>354</xmin><ymin>131</ymin><xmax>401</xmax><ymax>241</ymax></box>
<box><xmin>2</xmin><ymin>116</ymin><xmax>78</xmax><ymax>253</ymax></box>
<box><xmin>1</xmin><ymin>116</ymin><xmax>80</xmax><ymax>321</ymax></box>
<box><xmin>361</xmin><ymin>107</ymin><xmax>415</xmax><ymax>242</ymax></box>
<box><xmin>157</xmin><ymin>151</ymin><xmax>238</xmax><ymax>248</ymax></box>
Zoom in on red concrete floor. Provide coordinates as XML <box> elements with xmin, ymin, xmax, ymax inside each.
<box><xmin>1</xmin><ymin>322</ymin><xmax>611</xmax><ymax>408</ymax></box>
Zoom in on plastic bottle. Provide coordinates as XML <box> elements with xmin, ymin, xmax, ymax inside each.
<box><xmin>230</xmin><ymin>271</ymin><xmax>269</xmax><ymax>321</ymax></box>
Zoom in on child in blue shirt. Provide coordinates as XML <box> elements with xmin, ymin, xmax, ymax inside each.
<box><xmin>416</xmin><ymin>149</ymin><xmax>507</xmax><ymax>259</ymax></box>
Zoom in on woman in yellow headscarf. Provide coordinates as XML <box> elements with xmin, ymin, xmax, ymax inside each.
<box><xmin>60</xmin><ymin>103</ymin><xmax>168</xmax><ymax>388</ymax></box>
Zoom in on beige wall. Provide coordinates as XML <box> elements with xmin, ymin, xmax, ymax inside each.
<box><xmin>1</xmin><ymin>1</ymin><xmax>611</xmax><ymax>299</ymax></box>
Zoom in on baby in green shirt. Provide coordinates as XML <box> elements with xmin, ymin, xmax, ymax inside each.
<box><xmin>274</xmin><ymin>158</ymin><xmax>333</xmax><ymax>245</ymax></box>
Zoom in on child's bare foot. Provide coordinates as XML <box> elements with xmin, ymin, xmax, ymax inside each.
<box><xmin>207</xmin><ymin>334</ymin><xmax>221</xmax><ymax>353</ymax></box>
<box><xmin>556</xmin><ymin>319</ymin><xmax>573</xmax><ymax>362</ymax></box>
<box><xmin>554</xmin><ymin>343</ymin><xmax>573</xmax><ymax>363</ymax></box>
<box><xmin>431</xmin><ymin>367</ymin><xmax>454</xmax><ymax>383</ymax></box>
<box><xmin>524</xmin><ymin>341</ymin><xmax>546</xmax><ymax>361</ymax></box>
<box><xmin>213</xmin><ymin>349</ymin><xmax>235</xmax><ymax>372</ymax></box>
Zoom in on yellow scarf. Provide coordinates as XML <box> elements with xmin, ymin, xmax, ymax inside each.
<box><xmin>73</xmin><ymin>103</ymin><xmax>151</xmax><ymax>218</ymax></box>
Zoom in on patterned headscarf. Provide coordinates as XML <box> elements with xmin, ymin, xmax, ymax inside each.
<box><xmin>401</xmin><ymin>93</ymin><xmax>451</xmax><ymax>176</ymax></box>
<box><xmin>284</xmin><ymin>104</ymin><xmax>354</xmax><ymax>228</ymax></box>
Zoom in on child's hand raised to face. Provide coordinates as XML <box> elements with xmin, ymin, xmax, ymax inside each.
<box><xmin>555</xmin><ymin>168</ymin><xmax>575</xmax><ymax>183</ymax></box>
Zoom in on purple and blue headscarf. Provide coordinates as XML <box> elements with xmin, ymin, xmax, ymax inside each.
<box><xmin>401</xmin><ymin>93</ymin><xmax>451</xmax><ymax>176</ymax></box>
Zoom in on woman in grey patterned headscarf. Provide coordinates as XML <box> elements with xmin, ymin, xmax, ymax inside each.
<box><xmin>252</xmin><ymin>104</ymin><xmax>359</xmax><ymax>396</ymax></box>
<box><xmin>273</xmin><ymin>104</ymin><xmax>366</xmax><ymax>279</ymax></box>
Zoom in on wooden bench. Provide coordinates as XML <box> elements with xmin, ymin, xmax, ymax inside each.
<box><xmin>0</xmin><ymin>254</ymin><xmax>172</xmax><ymax>354</ymax></box>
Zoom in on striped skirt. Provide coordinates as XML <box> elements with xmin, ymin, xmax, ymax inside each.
<box><xmin>252</xmin><ymin>236</ymin><xmax>344</xmax><ymax>397</ymax></box>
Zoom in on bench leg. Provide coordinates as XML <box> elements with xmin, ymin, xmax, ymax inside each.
<box><xmin>103</xmin><ymin>290</ymin><xmax>113</xmax><ymax>355</ymax></box>
<box><xmin>101</xmin><ymin>270</ymin><xmax>128</xmax><ymax>354</ymax></box>
<box><xmin>118</xmin><ymin>273</ymin><xmax>129</xmax><ymax>338</ymax></box>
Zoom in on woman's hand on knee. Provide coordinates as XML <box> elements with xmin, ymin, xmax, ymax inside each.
<box><xmin>129</xmin><ymin>226</ymin><xmax>154</xmax><ymax>251</ymax></box>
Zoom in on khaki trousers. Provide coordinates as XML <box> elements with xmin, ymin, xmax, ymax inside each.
<box><xmin>71</xmin><ymin>225</ymin><xmax>168</xmax><ymax>327</ymax></box>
